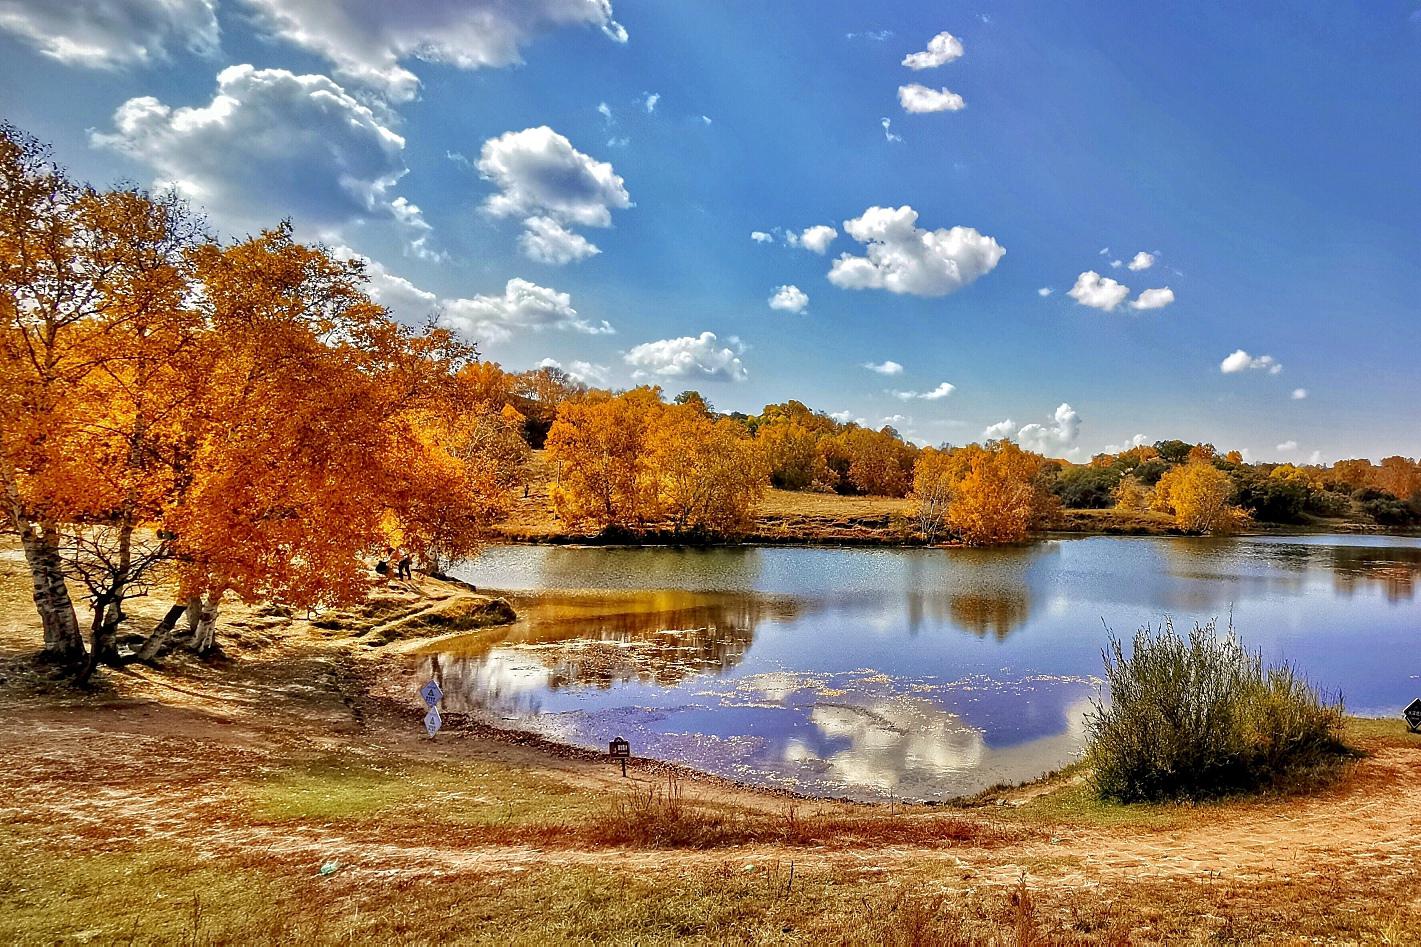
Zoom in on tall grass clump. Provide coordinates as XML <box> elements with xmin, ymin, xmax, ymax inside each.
<box><xmin>1085</xmin><ymin>618</ymin><xmax>1352</xmax><ymax>802</ymax></box>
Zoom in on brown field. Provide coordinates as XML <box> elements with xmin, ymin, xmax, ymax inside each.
<box><xmin>3</xmin><ymin>545</ymin><xmax>1421</xmax><ymax>944</ymax></box>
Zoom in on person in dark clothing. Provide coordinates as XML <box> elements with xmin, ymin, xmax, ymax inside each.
<box><xmin>397</xmin><ymin>548</ymin><xmax>413</xmax><ymax>580</ymax></box>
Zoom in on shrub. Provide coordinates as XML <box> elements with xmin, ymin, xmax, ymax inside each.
<box><xmin>1233</xmin><ymin>475</ymin><xmax>1309</xmax><ymax>523</ymax></box>
<box><xmin>1084</xmin><ymin>618</ymin><xmax>1351</xmax><ymax>803</ymax></box>
<box><xmin>1356</xmin><ymin>491</ymin><xmax>1418</xmax><ymax>526</ymax></box>
<box><xmin>1052</xmin><ymin>465</ymin><xmax>1121</xmax><ymax>509</ymax></box>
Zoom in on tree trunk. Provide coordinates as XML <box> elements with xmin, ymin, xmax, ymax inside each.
<box><xmin>190</xmin><ymin>591</ymin><xmax>222</xmax><ymax>656</ymax></box>
<box><xmin>78</xmin><ymin>594</ymin><xmax>120</xmax><ymax>685</ymax></box>
<box><xmin>133</xmin><ymin>602</ymin><xmax>189</xmax><ymax>664</ymax></box>
<box><xmin>20</xmin><ymin>524</ymin><xmax>84</xmax><ymax>667</ymax></box>
<box><xmin>101</xmin><ymin>524</ymin><xmax>134</xmax><ymax>629</ymax></box>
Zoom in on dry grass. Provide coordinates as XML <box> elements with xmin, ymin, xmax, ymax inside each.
<box><xmin>591</xmin><ymin>776</ymin><xmax>1015</xmax><ymax>850</ymax></box>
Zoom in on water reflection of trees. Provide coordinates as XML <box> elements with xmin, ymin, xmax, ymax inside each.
<box><xmin>945</xmin><ymin>593</ymin><xmax>1033</xmax><ymax>640</ymax></box>
<box><xmin>901</xmin><ymin>543</ymin><xmax>1049</xmax><ymax>640</ymax></box>
<box><xmin>426</xmin><ymin>592</ymin><xmax>797</xmax><ymax>706</ymax></box>
<box><xmin>1151</xmin><ymin>537</ymin><xmax>1421</xmax><ymax>612</ymax></box>
<box><xmin>1322</xmin><ymin>543</ymin><xmax>1421</xmax><ymax>602</ymax></box>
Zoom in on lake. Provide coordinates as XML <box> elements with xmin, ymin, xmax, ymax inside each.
<box><xmin>418</xmin><ymin>534</ymin><xmax>1421</xmax><ymax>802</ymax></box>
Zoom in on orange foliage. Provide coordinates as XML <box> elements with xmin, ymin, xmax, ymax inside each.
<box><xmin>3</xmin><ymin>123</ymin><xmax>529</xmax><ymax>669</ymax></box>
<box><xmin>913</xmin><ymin>441</ymin><xmax>1055</xmax><ymax>546</ymax></box>
<box><xmin>1153</xmin><ymin>461</ymin><xmax>1246</xmax><ymax>534</ymax></box>
<box><xmin>545</xmin><ymin>388</ymin><xmax>767</xmax><ymax>536</ymax></box>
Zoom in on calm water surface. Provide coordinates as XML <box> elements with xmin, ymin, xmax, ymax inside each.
<box><xmin>418</xmin><ymin>535</ymin><xmax>1421</xmax><ymax>801</ymax></box>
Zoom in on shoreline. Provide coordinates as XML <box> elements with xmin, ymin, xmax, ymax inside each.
<box><xmin>492</xmin><ymin>520</ymin><xmax>1421</xmax><ymax>550</ymax></box>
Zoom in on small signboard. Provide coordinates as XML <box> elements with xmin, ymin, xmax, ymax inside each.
<box><xmin>424</xmin><ymin>706</ymin><xmax>443</xmax><ymax>737</ymax></box>
<box><xmin>1405</xmin><ymin>699</ymin><xmax>1421</xmax><ymax>733</ymax></box>
<box><xmin>419</xmin><ymin>680</ymin><xmax>444</xmax><ymax>709</ymax></box>
<box><xmin>609</xmin><ymin>736</ymin><xmax>631</xmax><ymax>776</ymax></box>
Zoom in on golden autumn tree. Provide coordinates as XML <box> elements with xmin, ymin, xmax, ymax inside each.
<box><xmin>47</xmin><ymin>188</ymin><xmax>208</xmax><ymax>679</ymax></box>
<box><xmin>382</xmin><ymin>335</ymin><xmax>530</xmax><ymax>575</ymax></box>
<box><xmin>1113</xmin><ymin>476</ymin><xmax>1150</xmax><ymax>514</ymax></box>
<box><xmin>911</xmin><ymin>441</ymin><xmax>1055</xmax><ymax>546</ymax></box>
<box><xmin>545</xmin><ymin>387</ymin><xmax>664</xmax><ymax>531</ymax></box>
<box><xmin>651</xmin><ymin>402</ymin><xmax>767</xmax><ymax>537</ymax></box>
<box><xmin>827</xmin><ymin>426</ymin><xmax>917</xmax><ymax>496</ymax></box>
<box><xmin>756</xmin><ymin>419</ymin><xmax>830</xmax><ymax>490</ymax></box>
<box><xmin>942</xmin><ymin>441</ymin><xmax>1055</xmax><ymax>546</ymax></box>
<box><xmin>155</xmin><ymin>227</ymin><xmax>411</xmax><ymax>654</ymax></box>
<box><xmin>546</xmin><ymin>388</ymin><xmax>769</xmax><ymax>537</ymax></box>
<box><xmin>1153</xmin><ymin>460</ymin><xmax>1245</xmax><ymax>534</ymax></box>
<box><xmin>1329</xmin><ymin>459</ymin><xmax>1375</xmax><ymax>491</ymax></box>
<box><xmin>1375</xmin><ymin>456</ymin><xmax>1421</xmax><ymax>503</ymax></box>
<box><xmin>0</xmin><ymin>125</ymin><xmax>211</xmax><ymax>672</ymax></box>
<box><xmin>0</xmin><ymin>125</ymin><xmax>101</xmax><ymax>665</ymax></box>
<box><xmin>910</xmin><ymin>447</ymin><xmax>955</xmax><ymax>543</ymax></box>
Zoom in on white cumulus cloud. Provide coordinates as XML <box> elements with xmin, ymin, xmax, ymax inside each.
<box><xmin>794</xmin><ymin>224</ymin><xmax>838</xmax><ymax>254</ymax></box>
<box><xmin>828</xmin><ymin>205</ymin><xmax>1004</xmax><ymax>298</ymax></box>
<box><xmin>881</xmin><ymin>117</ymin><xmax>903</xmax><ymax>143</ymax></box>
<box><xmin>1102</xmin><ymin>434</ymin><xmax>1150</xmax><ymax>454</ymax></box>
<box><xmin>1292</xmin><ymin>388</ymin><xmax>1308</xmax><ymax>400</ymax></box>
<box><xmin>336</xmin><ymin>249</ymin><xmax>437</xmax><ymax>320</ymax></box>
<box><xmin>863</xmin><ymin>360</ymin><xmax>904</xmax><ymax>376</ymax></box>
<box><xmin>1037</xmin><ymin>287</ymin><xmax>1053</xmax><ymax>297</ymax></box>
<box><xmin>901</xmin><ymin>31</ymin><xmax>963</xmax><ymax>69</ymax></box>
<box><xmin>91</xmin><ymin>64</ymin><xmax>431</xmax><ymax>251</ymax></box>
<box><xmin>1067</xmin><ymin>270</ymin><xmax>1130</xmax><ymax>311</ymax></box>
<box><xmin>477</xmin><ymin>125</ymin><xmax>631</xmax><ymax>264</ymax></box>
<box><xmin>240</xmin><ymin>0</ymin><xmax>626</xmax><ymax>101</ymax></box>
<box><xmin>1127</xmin><ymin>251</ymin><xmax>1155</xmax><ymax>271</ymax></box>
<box><xmin>337</xmin><ymin>249</ymin><xmax>613</xmax><ymax>344</ymax></box>
<box><xmin>769</xmin><ymin>284</ymin><xmax>809</xmax><ymax>313</ymax></box>
<box><xmin>441</xmin><ymin>277</ymin><xmax>613</xmax><ymax>343</ymax></box>
<box><xmin>518</xmin><ymin>215</ymin><xmax>600</xmax><ymax>264</ymax></box>
<box><xmin>1129</xmin><ymin>286</ymin><xmax>1175</xmax><ymax>310</ymax></box>
<box><xmin>0</xmin><ymin>0</ymin><xmax>218</xmax><ymax>68</ymax></box>
<box><xmin>625</xmin><ymin>332</ymin><xmax>747</xmax><ymax>382</ymax></box>
<box><xmin>892</xmin><ymin>382</ymin><xmax>956</xmax><ymax>401</ymax></box>
<box><xmin>539</xmin><ymin>357</ymin><xmax>609</xmax><ymax>386</ymax></box>
<box><xmin>898</xmin><ymin>83</ymin><xmax>966</xmax><ymax>113</ymax></box>
<box><xmin>1220</xmin><ymin>350</ymin><xmax>1282</xmax><ymax>374</ymax></box>
<box><xmin>750</xmin><ymin>230</ymin><xmax>775</xmax><ymax>244</ymax></box>
<box><xmin>1276</xmin><ymin>440</ymin><xmax>1299</xmax><ymax>452</ymax></box>
<box><xmin>982</xmin><ymin>419</ymin><xmax>1016</xmax><ymax>440</ymax></box>
<box><xmin>1013</xmin><ymin>403</ymin><xmax>1082</xmax><ymax>454</ymax></box>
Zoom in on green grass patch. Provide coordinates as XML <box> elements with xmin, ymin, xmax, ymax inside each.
<box><xmin>241</xmin><ymin>754</ymin><xmax>599</xmax><ymax>829</ymax></box>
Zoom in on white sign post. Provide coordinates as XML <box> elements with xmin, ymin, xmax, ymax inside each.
<box><xmin>424</xmin><ymin>706</ymin><xmax>442</xmax><ymax>737</ymax></box>
<box><xmin>420</xmin><ymin>680</ymin><xmax>444</xmax><ymax>738</ymax></box>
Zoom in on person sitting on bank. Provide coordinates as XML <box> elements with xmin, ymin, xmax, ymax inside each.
<box><xmin>375</xmin><ymin>548</ymin><xmax>394</xmax><ymax>585</ymax></box>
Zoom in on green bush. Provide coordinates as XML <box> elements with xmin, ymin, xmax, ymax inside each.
<box><xmin>1052</xmin><ymin>465</ymin><xmax>1121</xmax><ymax>509</ymax></box>
<box><xmin>1085</xmin><ymin>618</ymin><xmax>1351</xmax><ymax>803</ymax></box>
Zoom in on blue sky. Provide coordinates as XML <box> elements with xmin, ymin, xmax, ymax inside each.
<box><xmin>2</xmin><ymin>1</ymin><xmax>1419</xmax><ymax>462</ymax></box>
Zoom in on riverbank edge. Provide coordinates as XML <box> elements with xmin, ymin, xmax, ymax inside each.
<box><xmin>492</xmin><ymin>520</ymin><xmax>1421</xmax><ymax>549</ymax></box>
